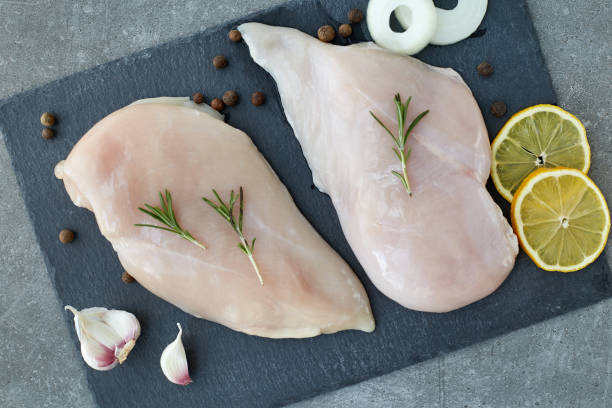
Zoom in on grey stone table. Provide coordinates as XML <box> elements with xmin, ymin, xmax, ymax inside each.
<box><xmin>0</xmin><ymin>1</ymin><xmax>610</xmax><ymax>407</ymax></box>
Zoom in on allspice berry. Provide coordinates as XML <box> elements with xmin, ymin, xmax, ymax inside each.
<box><xmin>192</xmin><ymin>92</ymin><xmax>205</xmax><ymax>104</ymax></box>
<box><xmin>477</xmin><ymin>61</ymin><xmax>494</xmax><ymax>77</ymax></box>
<box><xmin>59</xmin><ymin>229</ymin><xmax>75</xmax><ymax>244</ymax></box>
<box><xmin>491</xmin><ymin>101</ymin><xmax>507</xmax><ymax>118</ymax></box>
<box><xmin>42</xmin><ymin>128</ymin><xmax>54</xmax><ymax>140</ymax></box>
<box><xmin>317</xmin><ymin>25</ymin><xmax>335</xmax><ymax>43</ymax></box>
<box><xmin>211</xmin><ymin>98</ymin><xmax>225</xmax><ymax>112</ymax></box>
<box><xmin>339</xmin><ymin>24</ymin><xmax>353</xmax><ymax>38</ymax></box>
<box><xmin>213</xmin><ymin>55</ymin><xmax>228</xmax><ymax>69</ymax></box>
<box><xmin>229</xmin><ymin>30</ymin><xmax>242</xmax><ymax>42</ymax></box>
<box><xmin>40</xmin><ymin>112</ymin><xmax>56</xmax><ymax>127</ymax></box>
<box><xmin>251</xmin><ymin>92</ymin><xmax>266</xmax><ymax>106</ymax></box>
<box><xmin>348</xmin><ymin>9</ymin><xmax>364</xmax><ymax>24</ymax></box>
<box><xmin>223</xmin><ymin>90</ymin><xmax>239</xmax><ymax>106</ymax></box>
<box><xmin>121</xmin><ymin>271</ymin><xmax>136</xmax><ymax>284</ymax></box>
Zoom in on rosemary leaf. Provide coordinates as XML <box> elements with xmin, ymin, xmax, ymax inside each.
<box><xmin>203</xmin><ymin>187</ymin><xmax>263</xmax><ymax>285</ymax></box>
<box><xmin>371</xmin><ymin>94</ymin><xmax>429</xmax><ymax>195</ymax></box>
<box><xmin>135</xmin><ymin>190</ymin><xmax>207</xmax><ymax>250</ymax></box>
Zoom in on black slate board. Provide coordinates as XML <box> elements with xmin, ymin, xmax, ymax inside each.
<box><xmin>1</xmin><ymin>0</ymin><xmax>610</xmax><ymax>407</ymax></box>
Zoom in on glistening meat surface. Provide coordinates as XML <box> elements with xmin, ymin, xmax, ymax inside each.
<box><xmin>240</xmin><ymin>23</ymin><xmax>518</xmax><ymax>312</ymax></box>
<box><xmin>58</xmin><ymin>98</ymin><xmax>375</xmax><ymax>338</ymax></box>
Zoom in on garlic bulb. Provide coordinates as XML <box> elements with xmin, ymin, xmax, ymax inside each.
<box><xmin>160</xmin><ymin>323</ymin><xmax>192</xmax><ymax>386</ymax></box>
<box><xmin>65</xmin><ymin>305</ymin><xmax>141</xmax><ymax>371</ymax></box>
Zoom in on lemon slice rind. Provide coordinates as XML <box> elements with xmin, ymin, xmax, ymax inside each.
<box><xmin>491</xmin><ymin>104</ymin><xmax>590</xmax><ymax>202</ymax></box>
<box><xmin>511</xmin><ymin>168</ymin><xmax>610</xmax><ymax>272</ymax></box>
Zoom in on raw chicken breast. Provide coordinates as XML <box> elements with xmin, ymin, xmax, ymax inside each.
<box><xmin>240</xmin><ymin>23</ymin><xmax>518</xmax><ymax>312</ymax></box>
<box><xmin>57</xmin><ymin>97</ymin><xmax>374</xmax><ymax>338</ymax></box>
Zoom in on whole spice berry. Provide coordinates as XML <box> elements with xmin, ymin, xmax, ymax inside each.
<box><xmin>223</xmin><ymin>90</ymin><xmax>239</xmax><ymax>106</ymax></box>
<box><xmin>42</xmin><ymin>128</ymin><xmax>55</xmax><ymax>140</ymax></box>
<box><xmin>251</xmin><ymin>92</ymin><xmax>266</xmax><ymax>106</ymax></box>
<box><xmin>122</xmin><ymin>271</ymin><xmax>136</xmax><ymax>284</ymax></box>
<box><xmin>339</xmin><ymin>24</ymin><xmax>353</xmax><ymax>38</ymax></box>
<box><xmin>211</xmin><ymin>98</ymin><xmax>225</xmax><ymax>112</ymax></box>
<box><xmin>40</xmin><ymin>112</ymin><xmax>56</xmax><ymax>127</ymax></box>
<box><xmin>213</xmin><ymin>55</ymin><xmax>228</xmax><ymax>69</ymax></box>
<box><xmin>491</xmin><ymin>101</ymin><xmax>507</xmax><ymax>118</ymax></box>
<box><xmin>192</xmin><ymin>92</ymin><xmax>204</xmax><ymax>104</ymax></box>
<box><xmin>477</xmin><ymin>61</ymin><xmax>494</xmax><ymax>77</ymax></box>
<box><xmin>229</xmin><ymin>30</ymin><xmax>242</xmax><ymax>42</ymax></box>
<box><xmin>348</xmin><ymin>8</ymin><xmax>364</xmax><ymax>24</ymax></box>
<box><xmin>59</xmin><ymin>229</ymin><xmax>75</xmax><ymax>244</ymax></box>
<box><xmin>317</xmin><ymin>25</ymin><xmax>335</xmax><ymax>43</ymax></box>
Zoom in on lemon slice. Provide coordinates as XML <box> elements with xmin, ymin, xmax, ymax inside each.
<box><xmin>511</xmin><ymin>168</ymin><xmax>610</xmax><ymax>272</ymax></box>
<box><xmin>491</xmin><ymin>105</ymin><xmax>590</xmax><ymax>202</ymax></box>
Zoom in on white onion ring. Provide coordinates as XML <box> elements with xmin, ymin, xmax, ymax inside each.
<box><xmin>396</xmin><ymin>0</ymin><xmax>488</xmax><ymax>46</ymax></box>
<box><xmin>367</xmin><ymin>0</ymin><xmax>437</xmax><ymax>55</ymax></box>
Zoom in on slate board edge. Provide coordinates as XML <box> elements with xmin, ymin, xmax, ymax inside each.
<box><xmin>1</xmin><ymin>0</ymin><xmax>607</xmax><ymax>407</ymax></box>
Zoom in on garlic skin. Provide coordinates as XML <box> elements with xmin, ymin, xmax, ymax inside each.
<box><xmin>160</xmin><ymin>323</ymin><xmax>192</xmax><ymax>386</ymax></box>
<box><xmin>65</xmin><ymin>305</ymin><xmax>141</xmax><ymax>371</ymax></box>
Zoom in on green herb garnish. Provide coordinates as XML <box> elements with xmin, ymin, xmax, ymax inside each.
<box><xmin>370</xmin><ymin>94</ymin><xmax>429</xmax><ymax>195</ymax></box>
<box><xmin>202</xmin><ymin>187</ymin><xmax>263</xmax><ymax>285</ymax></box>
<box><xmin>135</xmin><ymin>189</ymin><xmax>206</xmax><ymax>250</ymax></box>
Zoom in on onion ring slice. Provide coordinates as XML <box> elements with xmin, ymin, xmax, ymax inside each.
<box><xmin>367</xmin><ymin>0</ymin><xmax>437</xmax><ymax>55</ymax></box>
<box><xmin>396</xmin><ymin>0</ymin><xmax>488</xmax><ymax>46</ymax></box>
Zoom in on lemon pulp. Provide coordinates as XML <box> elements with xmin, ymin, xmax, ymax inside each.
<box><xmin>492</xmin><ymin>105</ymin><xmax>590</xmax><ymax>202</ymax></box>
<box><xmin>511</xmin><ymin>168</ymin><xmax>610</xmax><ymax>272</ymax></box>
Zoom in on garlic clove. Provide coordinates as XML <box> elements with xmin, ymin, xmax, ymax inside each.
<box><xmin>65</xmin><ymin>305</ymin><xmax>141</xmax><ymax>371</ymax></box>
<box><xmin>160</xmin><ymin>323</ymin><xmax>192</xmax><ymax>386</ymax></box>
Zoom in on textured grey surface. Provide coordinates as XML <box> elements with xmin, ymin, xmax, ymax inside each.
<box><xmin>0</xmin><ymin>1</ymin><xmax>610</xmax><ymax>408</ymax></box>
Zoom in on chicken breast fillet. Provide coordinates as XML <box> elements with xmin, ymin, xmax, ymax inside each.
<box><xmin>57</xmin><ymin>97</ymin><xmax>374</xmax><ymax>338</ymax></box>
<box><xmin>240</xmin><ymin>23</ymin><xmax>518</xmax><ymax>312</ymax></box>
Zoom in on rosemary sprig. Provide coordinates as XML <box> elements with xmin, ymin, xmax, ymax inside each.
<box><xmin>370</xmin><ymin>94</ymin><xmax>429</xmax><ymax>196</ymax></box>
<box><xmin>135</xmin><ymin>189</ymin><xmax>206</xmax><ymax>250</ymax></box>
<box><xmin>202</xmin><ymin>187</ymin><xmax>263</xmax><ymax>285</ymax></box>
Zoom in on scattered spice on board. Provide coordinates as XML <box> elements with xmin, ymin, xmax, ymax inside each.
<box><xmin>251</xmin><ymin>92</ymin><xmax>266</xmax><ymax>106</ymax></box>
<box><xmin>211</xmin><ymin>98</ymin><xmax>225</xmax><ymax>112</ymax></box>
<box><xmin>223</xmin><ymin>91</ymin><xmax>239</xmax><ymax>106</ymax></box>
<box><xmin>192</xmin><ymin>92</ymin><xmax>204</xmax><ymax>104</ymax></box>
<box><xmin>491</xmin><ymin>101</ymin><xmax>507</xmax><ymax>117</ymax></box>
<box><xmin>213</xmin><ymin>55</ymin><xmax>228</xmax><ymax>69</ymax></box>
<box><xmin>229</xmin><ymin>30</ymin><xmax>242</xmax><ymax>42</ymax></box>
<box><xmin>122</xmin><ymin>271</ymin><xmax>136</xmax><ymax>284</ymax></box>
<box><xmin>477</xmin><ymin>62</ymin><xmax>494</xmax><ymax>77</ymax></box>
<box><xmin>59</xmin><ymin>229</ymin><xmax>75</xmax><ymax>244</ymax></box>
<box><xmin>317</xmin><ymin>25</ymin><xmax>335</xmax><ymax>42</ymax></box>
<box><xmin>348</xmin><ymin>9</ymin><xmax>364</xmax><ymax>24</ymax></box>
<box><xmin>40</xmin><ymin>112</ymin><xmax>56</xmax><ymax>127</ymax></box>
<box><xmin>42</xmin><ymin>128</ymin><xmax>54</xmax><ymax>140</ymax></box>
<box><xmin>339</xmin><ymin>24</ymin><xmax>353</xmax><ymax>38</ymax></box>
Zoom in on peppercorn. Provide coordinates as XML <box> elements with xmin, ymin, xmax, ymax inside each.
<box><xmin>213</xmin><ymin>55</ymin><xmax>228</xmax><ymax>69</ymax></box>
<box><xmin>229</xmin><ymin>30</ymin><xmax>242</xmax><ymax>42</ymax></box>
<box><xmin>211</xmin><ymin>98</ymin><xmax>225</xmax><ymax>112</ymax></box>
<box><xmin>491</xmin><ymin>101</ymin><xmax>507</xmax><ymax>117</ymax></box>
<box><xmin>317</xmin><ymin>25</ymin><xmax>335</xmax><ymax>43</ymax></box>
<box><xmin>192</xmin><ymin>92</ymin><xmax>205</xmax><ymax>104</ymax></box>
<box><xmin>339</xmin><ymin>24</ymin><xmax>352</xmax><ymax>38</ymax></box>
<box><xmin>251</xmin><ymin>92</ymin><xmax>266</xmax><ymax>106</ymax></box>
<box><xmin>59</xmin><ymin>229</ymin><xmax>75</xmax><ymax>244</ymax></box>
<box><xmin>42</xmin><ymin>128</ymin><xmax>54</xmax><ymax>140</ymax></box>
<box><xmin>40</xmin><ymin>112</ymin><xmax>56</xmax><ymax>127</ymax></box>
<box><xmin>223</xmin><ymin>90</ymin><xmax>239</xmax><ymax>106</ymax></box>
<box><xmin>122</xmin><ymin>271</ymin><xmax>136</xmax><ymax>284</ymax></box>
<box><xmin>348</xmin><ymin>9</ymin><xmax>364</xmax><ymax>24</ymax></box>
<box><xmin>477</xmin><ymin>61</ymin><xmax>494</xmax><ymax>77</ymax></box>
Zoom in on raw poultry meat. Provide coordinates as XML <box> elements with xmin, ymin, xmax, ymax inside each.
<box><xmin>56</xmin><ymin>97</ymin><xmax>374</xmax><ymax>338</ymax></box>
<box><xmin>240</xmin><ymin>23</ymin><xmax>518</xmax><ymax>312</ymax></box>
